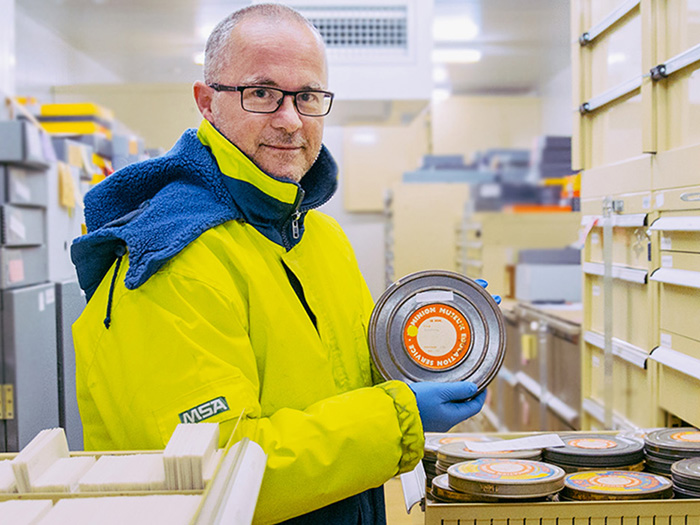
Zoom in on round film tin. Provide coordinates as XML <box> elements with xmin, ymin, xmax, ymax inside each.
<box><xmin>447</xmin><ymin>459</ymin><xmax>565</xmax><ymax>498</ymax></box>
<box><xmin>671</xmin><ymin>457</ymin><xmax>700</xmax><ymax>489</ymax></box>
<box><xmin>544</xmin><ymin>434</ymin><xmax>644</xmax><ymax>468</ymax></box>
<box><xmin>368</xmin><ymin>270</ymin><xmax>505</xmax><ymax>390</ymax></box>
<box><xmin>645</xmin><ymin>428</ymin><xmax>700</xmax><ymax>455</ymax></box>
<box><xmin>437</xmin><ymin>441</ymin><xmax>541</xmax><ymax>467</ymax></box>
<box><xmin>431</xmin><ymin>474</ymin><xmax>502</xmax><ymax>503</ymax></box>
<box><xmin>562</xmin><ymin>470</ymin><xmax>673</xmax><ymax>501</ymax></box>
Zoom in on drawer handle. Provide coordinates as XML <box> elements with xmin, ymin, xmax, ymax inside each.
<box><xmin>680</xmin><ymin>192</ymin><xmax>700</xmax><ymax>202</ymax></box>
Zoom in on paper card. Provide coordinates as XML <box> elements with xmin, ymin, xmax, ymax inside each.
<box><xmin>465</xmin><ymin>434</ymin><xmax>565</xmax><ymax>452</ymax></box>
<box><xmin>8</xmin><ymin>258</ymin><xmax>24</xmax><ymax>284</ymax></box>
<box><xmin>68</xmin><ymin>144</ymin><xmax>83</xmax><ymax>168</ymax></box>
<box><xmin>40</xmin><ymin>131</ymin><xmax>57</xmax><ymax>163</ymax></box>
<box><xmin>58</xmin><ymin>162</ymin><xmax>76</xmax><ymax>209</ymax></box>
<box><xmin>572</xmin><ymin>217</ymin><xmax>599</xmax><ymax>250</ymax></box>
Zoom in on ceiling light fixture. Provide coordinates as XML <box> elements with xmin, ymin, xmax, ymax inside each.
<box><xmin>433</xmin><ymin>15</ymin><xmax>479</xmax><ymax>42</ymax></box>
<box><xmin>433</xmin><ymin>65</ymin><xmax>449</xmax><ymax>84</ymax></box>
<box><xmin>193</xmin><ymin>52</ymin><xmax>205</xmax><ymax>66</ymax></box>
<box><xmin>432</xmin><ymin>48</ymin><xmax>482</xmax><ymax>64</ymax></box>
<box><xmin>432</xmin><ymin>88</ymin><xmax>452</xmax><ymax>103</ymax></box>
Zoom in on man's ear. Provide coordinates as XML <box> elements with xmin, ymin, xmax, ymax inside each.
<box><xmin>193</xmin><ymin>81</ymin><xmax>215</xmax><ymax>122</ymax></box>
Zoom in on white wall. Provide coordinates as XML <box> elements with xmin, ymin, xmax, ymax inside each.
<box><xmin>14</xmin><ymin>6</ymin><xmax>122</xmax><ymax>100</ymax></box>
<box><xmin>539</xmin><ymin>64</ymin><xmax>573</xmax><ymax>136</ymax></box>
<box><xmin>319</xmin><ymin>126</ymin><xmax>387</xmax><ymax>300</ymax></box>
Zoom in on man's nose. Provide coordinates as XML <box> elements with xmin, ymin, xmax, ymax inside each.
<box><xmin>271</xmin><ymin>95</ymin><xmax>303</xmax><ymax>133</ymax></box>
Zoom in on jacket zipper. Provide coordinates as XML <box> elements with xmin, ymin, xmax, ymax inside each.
<box><xmin>282</xmin><ymin>189</ymin><xmax>305</xmax><ymax>249</ymax></box>
<box><xmin>291</xmin><ymin>210</ymin><xmax>301</xmax><ymax>239</ymax></box>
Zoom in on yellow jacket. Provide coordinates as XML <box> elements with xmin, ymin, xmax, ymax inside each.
<box><xmin>72</xmin><ymin>120</ymin><xmax>423</xmax><ymax>523</ymax></box>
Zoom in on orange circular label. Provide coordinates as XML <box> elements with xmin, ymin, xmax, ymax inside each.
<box><xmin>568</xmin><ymin>438</ymin><xmax>618</xmax><ymax>449</ymax></box>
<box><xmin>671</xmin><ymin>431</ymin><xmax>700</xmax><ymax>442</ymax></box>
<box><xmin>402</xmin><ymin>303</ymin><xmax>471</xmax><ymax>370</ymax></box>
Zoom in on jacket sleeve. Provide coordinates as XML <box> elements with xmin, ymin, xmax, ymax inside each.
<box><xmin>77</xmin><ymin>257</ymin><xmax>424</xmax><ymax>525</ymax></box>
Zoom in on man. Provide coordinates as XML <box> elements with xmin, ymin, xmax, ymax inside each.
<box><xmin>71</xmin><ymin>4</ymin><xmax>486</xmax><ymax>524</ymax></box>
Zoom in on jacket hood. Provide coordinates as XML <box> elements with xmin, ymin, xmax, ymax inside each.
<box><xmin>71</xmin><ymin>127</ymin><xmax>337</xmax><ymax>301</ymax></box>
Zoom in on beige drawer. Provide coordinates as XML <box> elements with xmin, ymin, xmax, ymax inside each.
<box><xmin>650</xmin><ymin>211</ymin><xmax>700</xmax><ymax>253</ymax></box>
<box><xmin>587</xmin><ymin>92</ymin><xmax>644</xmax><ymax>168</ymax></box>
<box><xmin>658</xmin><ymin>61</ymin><xmax>700</xmax><ymax>153</ymax></box>
<box><xmin>581</xmin><ymin>190</ymin><xmax>652</xmax><ymax>215</ymax></box>
<box><xmin>584</xmin><ymin>341</ymin><xmax>656</xmax><ymax>428</ymax></box>
<box><xmin>584</xmin><ymin>265</ymin><xmax>654</xmax><ymax>351</ymax></box>
<box><xmin>651</xmin><ymin>251</ymin><xmax>700</xmax><ymax>343</ymax></box>
<box><xmin>588</xmin><ymin>9</ymin><xmax>642</xmax><ymax>98</ymax></box>
<box><xmin>662</xmin><ymin>0</ymin><xmax>700</xmax><ymax>59</ymax></box>
<box><xmin>584</xmin><ymin>216</ymin><xmax>651</xmax><ymax>270</ymax></box>
<box><xmin>649</xmin><ymin>346</ymin><xmax>700</xmax><ymax>428</ymax></box>
<box><xmin>653</xmin><ymin>183</ymin><xmax>700</xmax><ymax>211</ymax></box>
<box><xmin>580</xmin><ymin>157</ymin><xmax>653</xmax><ymax>200</ymax></box>
<box><xmin>654</xmin><ymin>144</ymin><xmax>700</xmax><ymax>190</ymax></box>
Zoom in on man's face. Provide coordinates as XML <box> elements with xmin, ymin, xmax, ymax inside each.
<box><xmin>206</xmin><ymin>18</ymin><xmax>327</xmax><ymax>183</ymax></box>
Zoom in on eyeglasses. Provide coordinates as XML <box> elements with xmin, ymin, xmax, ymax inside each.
<box><xmin>208</xmin><ymin>83</ymin><xmax>334</xmax><ymax>117</ymax></box>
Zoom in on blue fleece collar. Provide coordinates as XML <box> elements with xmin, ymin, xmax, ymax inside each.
<box><xmin>71</xmin><ymin>128</ymin><xmax>338</xmax><ymax>301</ymax></box>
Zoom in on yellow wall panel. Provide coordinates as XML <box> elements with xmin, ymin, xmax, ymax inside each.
<box><xmin>430</xmin><ymin>96</ymin><xmax>542</xmax><ymax>163</ymax></box>
<box><xmin>53</xmin><ymin>83</ymin><xmax>202</xmax><ymax>150</ymax></box>
<box><xmin>342</xmin><ymin>116</ymin><xmax>429</xmax><ymax>212</ymax></box>
<box><xmin>390</xmin><ymin>183</ymin><xmax>469</xmax><ymax>280</ymax></box>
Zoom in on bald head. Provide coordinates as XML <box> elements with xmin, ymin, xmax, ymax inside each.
<box><xmin>203</xmin><ymin>3</ymin><xmax>326</xmax><ymax>85</ymax></box>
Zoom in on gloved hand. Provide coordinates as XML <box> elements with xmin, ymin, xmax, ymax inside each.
<box><xmin>475</xmin><ymin>278</ymin><xmax>501</xmax><ymax>305</ymax></box>
<box><xmin>409</xmin><ymin>381</ymin><xmax>487</xmax><ymax>432</ymax></box>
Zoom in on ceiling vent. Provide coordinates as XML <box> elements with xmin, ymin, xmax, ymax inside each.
<box><xmin>256</xmin><ymin>0</ymin><xmax>433</xmax><ymax>103</ymax></box>
<box><xmin>301</xmin><ymin>6</ymin><xmax>410</xmax><ymax>63</ymax></box>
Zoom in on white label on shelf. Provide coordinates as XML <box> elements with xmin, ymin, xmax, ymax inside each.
<box><xmin>592</xmin><ymin>355</ymin><xmax>601</xmax><ymax>368</ymax></box>
<box><xmin>642</xmin><ymin>196</ymin><xmax>651</xmax><ymax>209</ymax></box>
<box><xmin>45</xmin><ymin>288</ymin><xmax>55</xmax><ymax>305</ymax></box>
<box><xmin>479</xmin><ymin>184</ymin><xmax>501</xmax><ymax>198</ymax></box>
<box><xmin>9</xmin><ymin>213</ymin><xmax>26</xmax><ymax>241</ymax></box>
<box><xmin>661</xmin><ymin>235</ymin><xmax>672</xmax><ymax>250</ymax></box>
<box><xmin>656</xmin><ymin>193</ymin><xmax>665</xmax><ymax>208</ymax></box>
<box><xmin>591</xmin><ymin>232</ymin><xmax>600</xmax><ymax>245</ymax></box>
<box><xmin>38</xmin><ymin>292</ymin><xmax>45</xmax><ymax>312</ymax></box>
<box><xmin>662</xmin><ymin>255</ymin><xmax>673</xmax><ymax>268</ymax></box>
<box><xmin>466</xmin><ymin>434</ymin><xmax>565</xmax><ymax>452</ymax></box>
<box><xmin>592</xmin><ymin>285</ymin><xmax>601</xmax><ymax>296</ymax></box>
<box><xmin>661</xmin><ymin>333</ymin><xmax>673</xmax><ymax>348</ymax></box>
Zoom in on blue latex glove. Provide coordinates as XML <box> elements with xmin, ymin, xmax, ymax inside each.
<box><xmin>409</xmin><ymin>381</ymin><xmax>487</xmax><ymax>432</ymax></box>
<box><xmin>475</xmin><ymin>278</ymin><xmax>501</xmax><ymax>305</ymax></box>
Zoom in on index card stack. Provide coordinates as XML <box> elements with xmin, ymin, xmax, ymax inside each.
<box><xmin>163</xmin><ymin>423</ymin><xmax>220</xmax><ymax>490</ymax></box>
<box><xmin>11</xmin><ymin>428</ymin><xmax>69</xmax><ymax>493</ymax></box>
<box><xmin>77</xmin><ymin>454</ymin><xmax>166</xmax><ymax>492</ymax></box>
<box><xmin>0</xmin><ymin>459</ymin><xmax>17</xmax><ymax>492</ymax></box>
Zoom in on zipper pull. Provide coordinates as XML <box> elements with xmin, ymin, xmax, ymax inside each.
<box><xmin>291</xmin><ymin>211</ymin><xmax>301</xmax><ymax>240</ymax></box>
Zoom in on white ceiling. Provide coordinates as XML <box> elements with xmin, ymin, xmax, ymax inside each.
<box><xmin>16</xmin><ymin>0</ymin><xmax>571</xmax><ymax>95</ymax></box>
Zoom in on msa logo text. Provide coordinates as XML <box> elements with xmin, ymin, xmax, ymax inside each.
<box><xmin>179</xmin><ymin>396</ymin><xmax>230</xmax><ymax>423</ymax></box>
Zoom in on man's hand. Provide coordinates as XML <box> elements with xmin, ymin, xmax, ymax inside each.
<box><xmin>409</xmin><ymin>381</ymin><xmax>487</xmax><ymax>432</ymax></box>
<box><xmin>475</xmin><ymin>278</ymin><xmax>501</xmax><ymax>305</ymax></box>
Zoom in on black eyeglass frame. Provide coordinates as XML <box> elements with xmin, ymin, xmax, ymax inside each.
<box><xmin>208</xmin><ymin>83</ymin><xmax>335</xmax><ymax>117</ymax></box>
